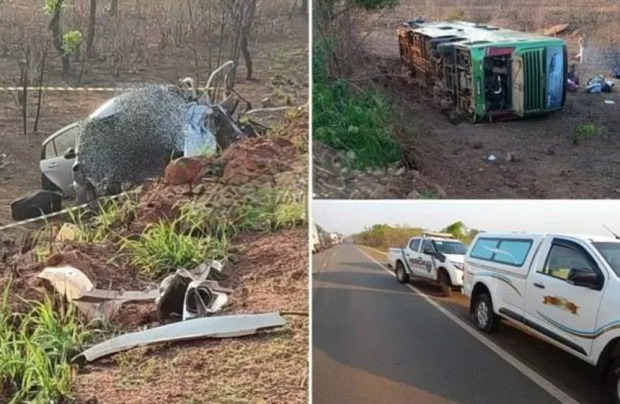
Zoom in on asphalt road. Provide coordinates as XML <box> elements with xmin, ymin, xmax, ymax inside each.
<box><xmin>312</xmin><ymin>244</ymin><xmax>609</xmax><ymax>404</ymax></box>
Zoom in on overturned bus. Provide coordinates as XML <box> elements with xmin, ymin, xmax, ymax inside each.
<box><xmin>397</xmin><ymin>20</ymin><xmax>567</xmax><ymax>122</ymax></box>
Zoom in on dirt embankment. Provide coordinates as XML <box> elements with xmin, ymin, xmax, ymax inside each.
<box><xmin>314</xmin><ymin>3</ymin><xmax>620</xmax><ymax>199</ymax></box>
<box><xmin>0</xmin><ymin>111</ymin><xmax>309</xmax><ymax>403</ymax></box>
<box><xmin>0</xmin><ymin>1</ymin><xmax>308</xmax><ymax>225</ymax></box>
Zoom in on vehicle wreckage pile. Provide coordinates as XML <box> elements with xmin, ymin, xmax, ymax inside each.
<box><xmin>0</xmin><ymin>110</ymin><xmax>308</xmax><ymax>402</ymax></box>
<box><xmin>77</xmin><ymin>85</ymin><xmax>188</xmax><ymax>196</ymax></box>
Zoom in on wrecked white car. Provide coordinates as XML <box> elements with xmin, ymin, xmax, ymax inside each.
<box><xmin>40</xmin><ymin>61</ymin><xmax>251</xmax><ymax>204</ymax></box>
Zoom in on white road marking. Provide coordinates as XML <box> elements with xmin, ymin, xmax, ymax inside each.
<box><xmin>356</xmin><ymin>246</ymin><xmax>579</xmax><ymax>404</ymax></box>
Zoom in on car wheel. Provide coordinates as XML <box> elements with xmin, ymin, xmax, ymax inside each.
<box><xmin>439</xmin><ymin>271</ymin><xmax>452</xmax><ymax>298</ymax></box>
<box><xmin>396</xmin><ymin>262</ymin><xmax>409</xmax><ymax>284</ymax></box>
<box><xmin>607</xmin><ymin>358</ymin><xmax>620</xmax><ymax>404</ymax></box>
<box><xmin>474</xmin><ymin>293</ymin><xmax>500</xmax><ymax>333</ymax></box>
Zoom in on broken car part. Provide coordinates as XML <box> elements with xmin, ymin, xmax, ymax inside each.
<box><xmin>182</xmin><ymin>280</ymin><xmax>230</xmax><ymax>320</ymax></box>
<box><xmin>38</xmin><ymin>266</ymin><xmax>158</xmax><ymax>320</ymax></box>
<box><xmin>73</xmin><ymin>312</ymin><xmax>286</xmax><ymax>364</ymax></box>
<box><xmin>37</xmin><ymin>266</ymin><xmax>121</xmax><ymax>320</ymax></box>
<box><xmin>155</xmin><ymin>263</ymin><xmax>231</xmax><ymax>321</ymax></box>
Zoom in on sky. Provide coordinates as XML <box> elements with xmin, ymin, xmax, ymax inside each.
<box><xmin>312</xmin><ymin>200</ymin><xmax>620</xmax><ymax>237</ymax></box>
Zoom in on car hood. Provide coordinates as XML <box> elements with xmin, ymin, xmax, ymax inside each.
<box><xmin>444</xmin><ymin>254</ymin><xmax>465</xmax><ymax>264</ymax></box>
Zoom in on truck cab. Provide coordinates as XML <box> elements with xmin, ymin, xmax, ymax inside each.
<box><xmin>464</xmin><ymin>232</ymin><xmax>620</xmax><ymax>401</ymax></box>
<box><xmin>387</xmin><ymin>232</ymin><xmax>468</xmax><ymax>297</ymax></box>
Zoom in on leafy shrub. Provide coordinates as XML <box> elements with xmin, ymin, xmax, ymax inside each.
<box><xmin>570</xmin><ymin>123</ymin><xmax>608</xmax><ymax>145</ymax></box>
<box><xmin>313</xmin><ymin>40</ymin><xmax>401</xmax><ymax>168</ymax></box>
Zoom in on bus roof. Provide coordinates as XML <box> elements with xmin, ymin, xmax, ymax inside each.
<box><xmin>401</xmin><ymin>20</ymin><xmax>565</xmax><ymax>48</ymax></box>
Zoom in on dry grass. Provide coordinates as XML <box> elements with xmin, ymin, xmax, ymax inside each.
<box><xmin>76</xmin><ymin>319</ymin><xmax>308</xmax><ymax>403</ymax></box>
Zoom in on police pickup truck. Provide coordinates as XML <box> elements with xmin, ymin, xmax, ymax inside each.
<box><xmin>463</xmin><ymin>232</ymin><xmax>620</xmax><ymax>402</ymax></box>
<box><xmin>387</xmin><ymin>233</ymin><xmax>468</xmax><ymax>297</ymax></box>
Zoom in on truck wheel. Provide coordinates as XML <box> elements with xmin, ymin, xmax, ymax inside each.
<box><xmin>396</xmin><ymin>262</ymin><xmax>409</xmax><ymax>284</ymax></box>
<box><xmin>474</xmin><ymin>294</ymin><xmax>500</xmax><ymax>333</ymax></box>
<box><xmin>439</xmin><ymin>271</ymin><xmax>452</xmax><ymax>297</ymax></box>
<box><xmin>607</xmin><ymin>358</ymin><xmax>620</xmax><ymax>404</ymax></box>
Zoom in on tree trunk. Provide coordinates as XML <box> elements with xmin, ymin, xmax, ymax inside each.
<box><xmin>109</xmin><ymin>0</ymin><xmax>118</xmax><ymax>16</ymax></box>
<box><xmin>240</xmin><ymin>0</ymin><xmax>257</xmax><ymax>81</ymax></box>
<box><xmin>33</xmin><ymin>47</ymin><xmax>48</xmax><ymax>135</ymax></box>
<box><xmin>87</xmin><ymin>0</ymin><xmax>97</xmax><ymax>58</ymax></box>
<box><xmin>48</xmin><ymin>0</ymin><xmax>71</xmax><ymax>76</ymax></box>
<box><xmin>240</xmin><ymin>33</ymin><xmax>252</xmax><ymax>80</ymax></box>
<box><xmin>301</xmin><ymin>0</ymin><xmax>308</xmax><ymax>15</ymax></box>
<box><xmin>19</xmin><ymin>52</ymin><xmax>30</xmax><ymax>139</ymax></box>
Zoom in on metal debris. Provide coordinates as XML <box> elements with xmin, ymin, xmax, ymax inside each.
<box><xmin>38</xmin><ymin>266</ymin><xmax>94</xmax><ymax>301</ymax></box>
<box><xmin>156</xmin><ymin>261</ymin><xmax>230</xmax><ymax>322</ymax></box>
<box><xmin>73</xmin><ymin>289</ymin><xmax>159</xmax><ymax>303</ymax></box>
<box><xmin>72</xmin><ymin>312</ymin><xmax>287</xmax><ymax>364</ymax></box>
<box><xmin>183</xmin><ymin>280</ymin><xmax>231</xmax><ymax>320</ymax></box>
<box><xmin>37</xmin><ymin>266</ymin><xmax>120</xmax><ymax>320</ymax></box>
<box><xmin>38</xmin><ymin>266</ymin><xmax>158</xmax><ymax>320</ymax></box>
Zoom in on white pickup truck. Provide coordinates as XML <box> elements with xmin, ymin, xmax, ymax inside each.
<box><xmin>312</xmin><ymin>224</ymin><xmax>321</xmax><ymax>254</ymax></box>
<box><xmin>387</xmin><ymin>233</ymin><xmax>468</xmax><ymax>297</ymax></box>
<box><xmin>463</xmin><ymin>232</ymin><xmax>620</xmax><ymax>401</ymax></box>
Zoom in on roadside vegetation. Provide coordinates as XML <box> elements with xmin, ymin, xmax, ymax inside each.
<box><xmin>313</xmin><ymin>0</ymin><xmax>402</xmax><ymax>169</ymax></box>
<box><xmin>354</xmin><ymin>221</ymin><xmax>481</xmax><ymax>250</ymax></box>
<box><xmin>0</xmin><ymin>116</ymin><xmax>307</xmax><ymax>402</ymax></box>
<box><xmin>570</xmin><ymin>123</ymin><xmax>609</xmax><ymax>145</ymax></box>
<box><xmin>0</xmin><ymin>286</ymin><xmax>93</xmax><ymax>403</ymax></box>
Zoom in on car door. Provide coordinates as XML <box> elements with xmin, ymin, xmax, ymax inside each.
<box><xmin>403</xmin><ymin>238</ymin><xmax>422</xmax><ymax>275</ymax></box>
<box><xmin>40</xmin><ymin>123</ymin><xmax>79</xmax><ymax>198</ymax></box>
<box><xmin>525</xmin><ymin>237</ymin><xmax>606</xmax><ymax>357</ymax></box>
<box><xmin>417</xmin><ymin>239</ymin><xmax>436</xmax><ymax>280</ymax></box>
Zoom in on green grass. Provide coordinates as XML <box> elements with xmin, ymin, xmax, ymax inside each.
<box><xmin>67</xmin><ymin>195</ymin><xmax>137</xmax><ymax>243</ymax></box>
<box><xmin>313</xmin><ymin>39</ymin><xmax>401</xmax><ymax>169</ymax></box>
<box><xmin>177</xmin><ymin>201</ymin><xmax>240</xmax><ymax>241</ymax></box>
<box><xmin>419</xmin><ymin>190</ymin><xmax>442</xmax><ymax>199</ymax></box>
<box><xmin>234</xmin><ymin>188</ymin><xmax>306</xmax><ymax>232</ymax></box>
<box><xmin>178</xmin><ymin>188</ymin><xmax>306</xmax><ymax>238</ymax></box>
<box><xmin>0</xmin><ymin>284</ymin><xmax>92</xmax><ymax>403</ymax></box>
<box><xmin>570</xmin><ymin>123</ymin><xmax>608</xmax><ymax>145</ymax></box>
<box><xmin>119</xmin><ymin>218</ymin><xmax>230</xmax><ymax>278</ymax></box>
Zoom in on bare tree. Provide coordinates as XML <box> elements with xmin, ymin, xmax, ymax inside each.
<box><xmin>86</xmin><ymin>0</ymin><xmax>97</xmax><ymax>58</ymax></box>
<box><xmin>33</xmin><ymin>45</ymin><xmax>49</xmax><ymax>134</ymax></box>
<box><xmin>18</xmin><ymin>51</ymin><xmax>30</xmax><ymax>139</ymax></box>
<box><xmin>240</xmin><ymin>0</ymin><xmax>257</xmax><ymax>80</ymax></box>
<box><xmin>227</xmin><ymin>0</ymin><xmax>257</xmax><ymax>84</ymax></box>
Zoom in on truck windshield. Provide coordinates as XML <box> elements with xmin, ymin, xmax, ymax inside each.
<box><xmin>593</xmin><ymin>242</ymin><xmax>620</xmax><ymax>276</ymax></box>
<box><xmin>434</xmin><ymin>241</ymin><xmax>468</xmax><ymax>255</ymax></box>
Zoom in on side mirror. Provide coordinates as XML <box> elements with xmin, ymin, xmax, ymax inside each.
<box><xmin>423</xmin><ymin>247</ymin><xmax>435</xmax><ymax>256</ymax></box>
<box><xmin>63</xmin><ymin>148</ymin><xmax>76</xmax><ymax>159</ymax></box>
<box><xmin>567</xmin><ymin>268</ymin><xmax>598</xmax><ymax>289</ymax></box>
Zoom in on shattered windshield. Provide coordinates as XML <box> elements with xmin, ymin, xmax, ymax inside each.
<box><xmin>434</xmin><ymin>240</ymin><xmax>468</xmax><ymax>255</ymax></box>
<box><xmin>593</xmin><ymin>242</ymin><xmax>620</xmax><ymax>276</ymax></box>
